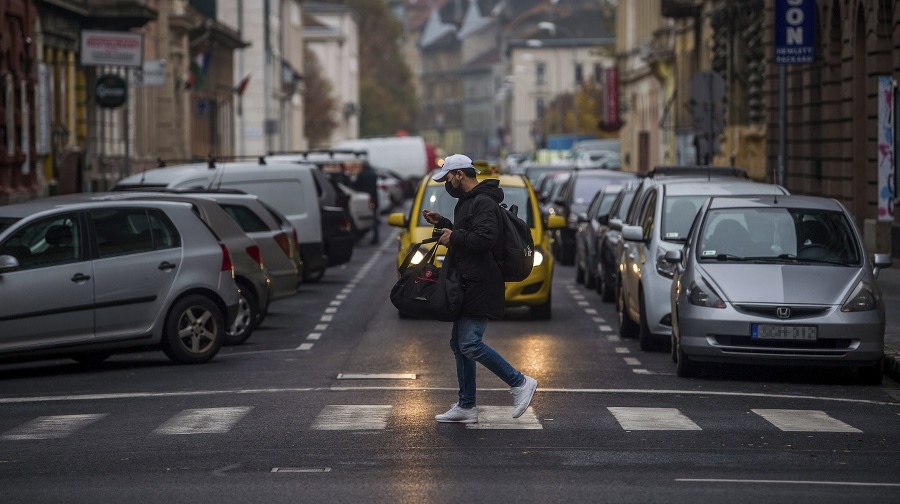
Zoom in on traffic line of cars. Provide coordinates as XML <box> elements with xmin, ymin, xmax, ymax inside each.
<box><xmin>0</xmin><ymin>154</ymin><xmax>402</xmax><ymax>367</ymax></box>
<box><xmin>572</xmin><ymin>165</ymin><xmax>893</xmax><ymax>383</ymax></box>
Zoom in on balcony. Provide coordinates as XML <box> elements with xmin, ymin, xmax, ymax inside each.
<box><xmin>661</xmin><ymin>0</ymin><xmax>701</xmax><ymax>18</ymax></box>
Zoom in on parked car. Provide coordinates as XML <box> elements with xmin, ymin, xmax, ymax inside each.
<box><xmin>93</xmin><ymin>192</ymin><xmax>270</xmax><ymax>345</ymax></box>
<box><xmin>523</xmin><ymin>164</ymin><xmax>572</xmax><ymax>189</ymax></box>
<box><xmin>161</xmin><ymin>190</ymin><xmax>302</xmax><ymax>300</ymax></box>
<box><xmin>112</xmin><ymin>158</ymin><xmax>353</xmax><ymax>283</ymax></box>
<box><xmin>593</xmin><ymin>183</ymin><xmax>638</xmax><ymax>302</ymax></box>
<box><xmin>549</xmin><ymin>170</ymin><xmax>638</xmax><ymax>266</ymax></box>
<box><xmin>665</xmin><ymin>195</ymin><xmax>892</xmax><ymax>383</ymax></box>
<box><xmin>574</xmin><ymin>183</ymin><xmax>626</xmax><ymax>289</ymax></box>
<box><xmin>575</xmin><ymin>149</ymin><xmax>619</xmax><ymax>170</ymax></box>
<box><xmin>376</xmin><ymin>168</ymin><xmax>405</xmax><ymax>212</ymax></box>
<box><xmin>0</xmin><ymin>197</ymin><xmax>238</xmax><ymax>365</ymax></box>
<box><xmin>386</xmin><ymin>173</ymin><xmax>566</xmax><ymax>319</ymax></box>
<box><xmin>617</xmin><ymin>175</ymin><xmax>788</xmax><ymax>351</ymax></box>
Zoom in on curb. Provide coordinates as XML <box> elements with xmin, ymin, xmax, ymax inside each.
<box><xmin>885</xmin><ymin>344</ymin><xmax>900</xmax><ymax>384</ymax></box>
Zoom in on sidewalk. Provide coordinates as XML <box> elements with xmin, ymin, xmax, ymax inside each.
<box><xmin>879</xmin><ymin>265</ymin><xmax>900</xmax><ymax>383</ymax></box>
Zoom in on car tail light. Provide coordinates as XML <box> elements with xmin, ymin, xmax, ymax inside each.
<box><xmin>292</xmin><ymin>228</ymin><xmax>299</xmax><ymax>250</ymax></box>
<box><xmin>340</xmin><ymin>217</ymin><xmax>351</xmax><ymax>232</ymax></box>
<box><xmin>246</xmin><ymin>245</ymin><xmax>263</xmax><ymax>269</ymax></box>
<box><xmin>220</xmin><ymin>244</ymin><xmax>234</xmax><ymax>273</ymax></box>
<box><xmin>274</xmin><ymin>232</ymin><xmax>292</xmax><ymax>257</ymax></box>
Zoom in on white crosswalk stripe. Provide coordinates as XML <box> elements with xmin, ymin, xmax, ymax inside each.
<box><xmin>608</xmin><ymin>407</ymin><xmax>702</xmax><ymax>431</ymax></box>
<box><xmin>2</xmin><ymin>414</ymin><xmax>107</xmax><ymax>440</ymax></box>
<box><xmin>153</xmin><ymin>407</ymin><xmax>253</xmax><ymax>435</ymax></box>
<box><xmin>311</xmin><ymin>405</ymin><xmax>393</xmax><ymax>430</ymax></box>
<box><xmin>751</xmin><ymin>409</ymin><xmax>862</xmax><ymax>433</ymax></box>
<box><xmin>465</xmin><ymin>406</ymin><xmax>542</xmax><ymax>430</ymax></box>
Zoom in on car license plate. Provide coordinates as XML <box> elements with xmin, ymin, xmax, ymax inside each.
<box><xmin>751</xmin><ymin>324</ymin><xmax>817</xmax><ymax>340</ymax></box>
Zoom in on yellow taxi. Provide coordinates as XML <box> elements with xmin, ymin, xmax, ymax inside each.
<box><xmin>386</xmin><ymin>165</ymin><xmax>566</xmax><ymax>319</ymax></box>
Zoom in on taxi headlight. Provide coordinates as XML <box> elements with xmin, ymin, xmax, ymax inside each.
<box><xmin>841</xmin><ymin>281</ymin><xmax>877</xmax><ymax>312</ymax></box>
<box><xmin>533</xmin><ymin>249</ymin><xmax>543</xmax><ymax>267</ymax></box>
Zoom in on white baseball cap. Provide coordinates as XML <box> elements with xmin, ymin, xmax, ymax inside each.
<box><xmin>432</xmin><ymin>154</ymin><xmax>480</xmax><ymax>182</ymax></box>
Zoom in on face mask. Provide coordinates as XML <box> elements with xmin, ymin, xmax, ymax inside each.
<box><xmin>444</xmin><ymin>177</ymin><xmax>464</xmax><ymax>199</ymax></box>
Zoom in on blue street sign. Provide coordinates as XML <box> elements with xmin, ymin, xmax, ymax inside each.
<box><xmin>775</xmin><ymin>0</ymin><xmax>816</xmax><ymax>64</ymax></box>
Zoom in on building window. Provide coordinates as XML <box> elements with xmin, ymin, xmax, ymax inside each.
<box><xmin>536</xmin><ymin>97</ymin><xmax>545</xmax><ymax>119</ymax></box>
<box><xmin>536</xmin><ymin>62</ymin><xmax>545</xmax><ymax>86</ymax></box>
<box><xmin>575</xmin><ymin>63</ymin><xmax>583</xmax><ymax>84</ymax></box>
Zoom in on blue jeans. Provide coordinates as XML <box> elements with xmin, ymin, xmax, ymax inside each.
<box><xmin>449</xmin><ymin>316</ymin><xmax>524</xmax><ymax>409</ymax></box>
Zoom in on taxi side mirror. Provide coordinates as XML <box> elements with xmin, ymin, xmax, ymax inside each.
<box><xmin>545</xmin><ymin>215</ymin><xmax>566</xmax><ymax>230</ymax></box>
<box><xmin>387</xmin><ymin>212</ymin><xmax>407</xmax><ymax>227</ymax></box>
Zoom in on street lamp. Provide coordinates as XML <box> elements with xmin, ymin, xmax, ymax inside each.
<box><xmin>538</xmin><ymin>21</ymin><xmax>579</xmax><ymax>142</ymax></box>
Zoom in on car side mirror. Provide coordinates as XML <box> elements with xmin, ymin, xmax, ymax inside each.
<box><xmin>0</xmin><ymin>254</ymin><xmax>19</xmax><ymax>273</ymax></box>
<box><xmin>545</xmin><ymin>215</ymin><xmax>566</xmax><ymax>230</ymax></box>
<box><xmin>387</xmin><ymin>212</ymin><xmax>407</xmax><ymax>228</ymax></box>
<box><xmin>608</xmin><ymin>218</ymin><xmax>622</xmax><ymax>231</ymax></box>
<box><xmin>872</xmin><ymin>253</ymin><xmax>892</xmax><ymax>278</ymax></box>
<box><xmin>576</xmin><ymin>213</ymin><xmax>588</xmax><ymax>223</ymax></box>
<box><xmin>664</xmin><ymin>249</ymin><xmax>683</xmax><ymax>264</ymax></box>
<box><xmin>596</xmin><ymin>213</ymin><xmax>610</xmax><ymax>226</ymax></box>
<box><xmin>621</xmin><ymin>225</ymin><xmax>645</xmax><ymax>243</ymax></box>
<box><xmin>554</xmin><ymin>197</ymin><xmax>566</xmax><ymax>206</ymax></box>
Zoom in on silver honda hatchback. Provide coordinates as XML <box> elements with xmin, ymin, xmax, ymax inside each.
<box><xmin>0</xmin><ymin>198</ymin><xmax>239</xmax><ymax>366</ymax></box>
<box><xmin>666</xmin><ymin>195</ymin><xmax>892</xmax><ymax>383</ymax></box>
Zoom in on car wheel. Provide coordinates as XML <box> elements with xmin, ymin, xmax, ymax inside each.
<box><xmin>857</xmin><ymin>356</ymin><xmax>884</xmax><ymax>385</ymax></box>
<box><xmin>575</xmin><ymin>263</ymin><xmax>585</xmax><ymax>284</ymax></box>
<box><xmin>600</xmin><ymin>268</ymin><xmax>616</xmax><ymax>303</ymax></box>
<box><xmin>584</xmin><ymin>266</ymin><xmax>596</xmax><ymax>289</ymax></box>
<box><xmin>675</xmin><ymin>335</ymin><xmax>700</xmax><ymax>378</ymax></box>
<box><xmin>530</xmin><ymin>292</ymin><xmax>552</xmax><ymax>320</ymax></box>
<box><xmin>72</xmin><ymin>352</ymin><xmax>112</xmax><ymax>366</ymax></box>
<box><xmin>617</xmin><ymin>281</ymin><xmax>638</xmax><ymax>338</ymax></box>
<box><xmin>304</xmin><ymin>266</ymin><xmax>325</xmax><ymax>283</ymax></box>
<box><xmin>225</xmin><ymin>286</ymin><xmax>258</xmax><ymax>345</ymax></box>
<box><xmin>161</xmin><ymin>294</ymin><xmax>223</xmax><ymax>364</ymax></box>
<box><xmin>637</xmin><ymin>289</ymin><xmax>659</xmax><ymax>351</ymax></box>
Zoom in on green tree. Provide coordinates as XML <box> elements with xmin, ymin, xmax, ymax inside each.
<box><xmin>303</xmin><ymin>47</ymin><xmax>339</xmax><ymax>147</ymax></box>
<box><xmin>321</xmin><ymin>0</ymin><xmax>419</xmax><ymax>136</ymax></box>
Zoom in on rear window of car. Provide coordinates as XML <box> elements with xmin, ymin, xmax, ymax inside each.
<box><xmin>220</xmin><ymin>204</ymin><xmax>272</xmax><ymax>233</ymax></box>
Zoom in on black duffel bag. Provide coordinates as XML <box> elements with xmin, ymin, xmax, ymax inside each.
<box><xmin>390</xmin><ymin>237</ymin><xmax>462</xmax><ymax>322</ymax></box>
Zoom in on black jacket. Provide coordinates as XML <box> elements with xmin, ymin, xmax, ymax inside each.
<box><xmin>436</xmin><ymin>179</ymin><xmax>506</xmax><ymax>319</ymax></box>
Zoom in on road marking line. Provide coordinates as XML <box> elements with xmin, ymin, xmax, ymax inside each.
<box><xmin>297</xmin><ymin>343</ymin><xmax>314</xmax><ymax>351</ymax></box>
<box><xmin>335</xmin><ymin>294</ymin><xmax>347</xmax><ymax>300</ymax></box>
<box><xmin>624</xmin><ymin>357</ymin><xmax>641</xmax><ymax>366</ymax></box>
<box><xmin>615</xmin><ymin>347</ymin><xmax>630</xmax><ymax>354</ymax></box>
<box><xmin>314</xmin><ymin>324</ymin><xmax>328</xmax><ymax>331</ymax></box>
<box><xmin>320</xmin><ymin>315</ymin><xmax>333</xmax><ymax>322</ymax></box>
<box><xmin>752</xmin><ymin>409</ymin><xmax>862</xmax><ymax>433</ymax></box>
<box><xmin>632</xmin><ymin>369</ymin><xmax>652</xmax><ymax>374</ymax></box>
<box><xmin>330</xmin><ymin>300</ymin><xmax>342</xmax><ymax>306</ymax></box>
<box><xmin>2</xmin><ymin>388</ymin><xmax>897</xmax><ymax>407</ymax></box>
<box><xmin>465</xmin><ymin>406</ymin><xmax>542</xmax><ymax>430</ymax></box>
<box><xmin>2</xmin><ymin>414</ymin><xmax>107</xmax><ymax>440</ymax></box>
<box><xmin>592</xmin><ymin>317</ymin><xmax>606</xmax><ymax>323</ymax></box>
<box><xmin>599</xmin><ymin>325</ymin><xmax>613</xmax><ymax>332</ymax></box>
<box><xmin>311</xmin><ymin>405</ymin><xmax>392</xmax><ymax>430</ymax></box>
<box><xmin>607</xmin><ymin>335</ymin><xmax>621</xmax><ymax>342</ymax></box>
<box><xmin>584</xmin><ymin>309</ymin><xmax>597</xmax><ymax>314</ymax></box>
<box><xmin>307</xmin><ymin>333</ymin><xmax>322</xmax><ymax>340</ymax></box>
<box><xmin>153</xmin><ymin>407</ymin><xmax>252</xmax><ymax>435</ymax></box>
<box><xmin>608</xmin><ymin>407</ymin><xmax>701</xmax><ymax>431</ymax></box>
<box><xmin>676</xmin><ymin>479</ymin><xmax>900</xmax><ymax>487</ymax></box>
<box><xmin>336</xmin><ymin>373</ymin><xmax>416</xmax><ymax>380</ymax></box>
<box><xmin>324</xmin><ymin>307</ymin><xmax>338</xmax><ymax>314</ymax></box>
<box><xmin>272</xmin><ymin>467</ymin><xmax>331</xmax><ymax>473</ymax></box>
<box><xmin>577</xmin><ymin>301</ymin><xmax>589</xmax><ymax>306</ymax></box>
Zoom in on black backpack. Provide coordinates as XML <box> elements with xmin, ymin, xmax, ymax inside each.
<box><xmin>496</xmin><ymin>203</ymin><xmax>535</xmax><ymax>282</ymax></box>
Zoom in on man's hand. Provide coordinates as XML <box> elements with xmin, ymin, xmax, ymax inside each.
<box><xmin>422</xmin><ymin>209</ymin><xmax>442</xmax><ymax>225</ymax></box>
<box><xmin>437</xmin><ymin>228</ymin><xmax>452</xmax><ymax>246</ymax></box>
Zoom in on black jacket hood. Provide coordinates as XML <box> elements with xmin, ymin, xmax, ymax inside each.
<box><xmin>463</xmin><ymin>178</ymin><xmax>504</xmax><ymax>203</ymax></box>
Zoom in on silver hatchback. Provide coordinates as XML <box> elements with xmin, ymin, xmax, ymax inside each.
<box><xmin>666</xmin><ymin>195</ymin><xmax>892</xmax><ymax>383</ymax></box>
<box><xmin>0</xmin><ymin>198</ymin><xmax>239</xmax><ymax>365</ymax></box>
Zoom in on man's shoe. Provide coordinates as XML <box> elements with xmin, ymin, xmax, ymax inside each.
<box><xmin>510</xmin><ymin>375</ymin><xmax>537</xmax><ymax>418</ymax></box>
<box><xmin>435</xmin><ymin>403</ymin><xmax>478</xmax><ymax>423</ymax></box>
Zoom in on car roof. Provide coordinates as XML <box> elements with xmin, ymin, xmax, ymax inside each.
<box><xmin>662</xmin><ymin>179</ymin><xmax>787</xmax><ymax>196</ymax></box>
<box><xmin>571</xmin><ymin>170</ymin><xmax>637</xmax><ymax>179</ymax></box>
<box><xmin>706</xmin><ymin>194</ymin><xmax>843</xmax><ymax>211</ymax></box>
<box><xmin>0</xmin><ymin>193</ymin><xmax>193</xmax><ymax>218</ymax></box>
<box><xmin>115</xmin><ymin>160</ymin><xmax>316</xmax><ymax>187</ymax></box>
<box><xmin>425</xmin><ymin>173</ymin><xmax>529</xmax><ymax>188</ymax></box>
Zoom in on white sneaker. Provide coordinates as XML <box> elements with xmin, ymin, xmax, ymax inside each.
<box><xmin>510</xmin><ymin>375</ymin><xmax>537</xmax><ymax>418</ymax></box>
<box><xmin>435</xmin><ymin>403</ymin><xmax>478</xmax><ymax>423</ymax></box>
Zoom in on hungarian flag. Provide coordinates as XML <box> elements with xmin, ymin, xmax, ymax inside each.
<box><xmin>187</xmin><ymin>49</ymin><xmax>211</xmax><ymax>90</ymax></box>
<box><xmin>234</xmin><ymin>74</ymin><xmax>251</xmax><ymax>95</ymax></box>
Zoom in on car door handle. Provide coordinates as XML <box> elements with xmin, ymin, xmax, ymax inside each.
<box><xmin>158</xmin><ymin>261</ymin><xmax>177</xmax><ymax>271</ymax></box>
<box><xmin>71</xmin><ymin>273</ymin><xmax>91</xmax><ymax>283</ymax></box>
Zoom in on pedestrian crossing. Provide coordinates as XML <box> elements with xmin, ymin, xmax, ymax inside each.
<box><xmin>0</xmin><ymin>405</ymin><xmax>873</xmax><ymax>441</ymax></box>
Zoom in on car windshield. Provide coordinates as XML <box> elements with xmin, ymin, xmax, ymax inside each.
<box><xmin>418</xmin><ymin>185</ymin><xmax>533</xmax><ymax>228</ymax></box>
<box><xmin>0</xmin><ymin>217</ymin><xmax>19</xmax><ymax>235</ymax></box>
<box><xmin>662</xmin><ymin>196</ymin><xmax>709</xmax><ymax>242</ymax></box>
<box><xmin>697</xmin><ymin>207</ymin><xmax>861</xmax><ymax>264</ymax></box>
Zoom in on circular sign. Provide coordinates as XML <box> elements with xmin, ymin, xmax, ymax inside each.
<box><xmin>95</xmin><ymin>74</ymin><xmax>127</xmax><ymax>108</ymax></box>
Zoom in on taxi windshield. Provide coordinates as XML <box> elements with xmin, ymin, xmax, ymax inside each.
<box><xmin>418</xmin><ymin>185</ymin><xmax>533</xmax><ymax>228</ymax></box>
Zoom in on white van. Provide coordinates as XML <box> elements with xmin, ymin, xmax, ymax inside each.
<box><xmin>112</xmin><ymin>160</ymin><xmax>353</xmax><ymax>282</ymax></box>
<box><xmin>335</xmin><ymin>136</ymin><xmax>429</xmax><ymax>181</ymax></box>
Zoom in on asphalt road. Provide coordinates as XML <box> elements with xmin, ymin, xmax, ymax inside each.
<box><xmin>1</xmin><ymin>234</ymin><xmax>899</xmax><ymax>504</ymax></box>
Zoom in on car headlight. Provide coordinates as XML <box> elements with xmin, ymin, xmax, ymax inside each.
<box><xmin>686</xmin><ymin>279</ymin><xmax>725</xmax><ymax>308</ymax></box>
<box><xmin>841</xmin><ymin>281</ymin><xmax>877</xmax><ymax>312</ymax></box>
<box><xmin>409</xmin><ymin>249</ymin><xmax>425</xmax><ymax>265</ymax></box>
<box><xmin>533</xmin><ymin>249</ymin><xmax>543</xmax><ymax>267</ymax></box>
<box><xmin>656</xmin><ymin>251</ymin><xmax>676</xmax><ymax>278</ymax></box>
